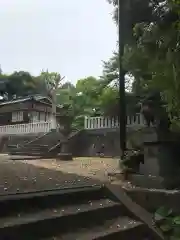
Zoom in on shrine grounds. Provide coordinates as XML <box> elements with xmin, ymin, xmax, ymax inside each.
<box><xmin>0</xmin><ymin>156</ymin><xmax>120</xmax><ymax>194</ymax></box>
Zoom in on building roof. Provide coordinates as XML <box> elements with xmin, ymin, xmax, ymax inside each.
<box><xmin>0</xmin><ymin>95</ymin><xmax>46</xmax><ymax>106</ymax></box>
<box><xmin>0</xmin><ymin>95</ymin><xmax>64</xmax><ymax>109</ymax></box>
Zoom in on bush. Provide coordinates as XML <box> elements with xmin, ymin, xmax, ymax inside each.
<box><xmin>154</xmin><ymin>206</ymin><xmax>180</xmax><ymax>239</ymax></box>
<box><xmin>121</xmin><ymin>149</ymin><xmax>144</xmax><ymax>173</ymax></box>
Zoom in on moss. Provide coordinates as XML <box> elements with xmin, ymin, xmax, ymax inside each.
<box><xmin>121</xmin><ymin>149</ymin><xmax>144</xmax><ymax>173</ymax></box>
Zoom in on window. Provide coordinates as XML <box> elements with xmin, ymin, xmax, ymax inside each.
<box><xmin>12</xmin><ymin>111</ymin><xmax>23</xmax><ymax>122</ymax></box>
<box><xmin>31</xmin><ymin>111</ymin><xmax>39</xmax><ymax>122</ymax></box>
<box><xmin>40</xmin><ymin>112</ymin><xmax>45</xmax><ymax>121</ymax></box>
<box><xmin>45</xmin><ymin>113</ymin><xmax>50</xmax><ymax>122</ymax></box>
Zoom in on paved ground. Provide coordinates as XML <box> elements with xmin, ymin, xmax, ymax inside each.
<box><xmin>24</xmin><ymin>157</ymin><xmax>120</xmax><ymax>182</ymax></box>
<box><xmin>0</xmin><ymin>155</ymin><xmax>121</xmax><ymax>195</ymax></box>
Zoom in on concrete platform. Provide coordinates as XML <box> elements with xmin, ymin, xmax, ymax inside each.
<box><xmin>0</xmin><ymin>158</ymin><xmax>100</xmax><ymax>195</ymax></box>
<box><xmin>10</xmin><ymin>155</ymin><xmax>41</xmax><ymax>160</ymax></box>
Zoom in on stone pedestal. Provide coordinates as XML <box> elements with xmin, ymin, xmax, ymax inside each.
<box><xmin>140</xmin><ymin>136</ymin><xmax>180</xmax><ymax>189</ymax></box>
<box><xmin>57</xmin><ymin>140</ymin><xmax>73</xmax><ymax>161</ymax></box>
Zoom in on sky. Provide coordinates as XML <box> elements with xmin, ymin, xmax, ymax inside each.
<box><xmin>0</xmin><ymin>0</ymin><xmax>117</xmax><ymax>84</ymax></box>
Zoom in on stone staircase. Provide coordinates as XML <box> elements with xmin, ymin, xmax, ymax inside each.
<box><xmin>7</xmin><ymin>144</ymin><xmax>51</xmax><ymax>159</ymax></box>
<box><xmin>0</xmin><ymin>184</ymin><xmax>158</xmax><ymax>239</ymax></box>
<box><xmin>1</xmin><ymin>133</ymin><xmax>49</xmax><ymax>153</ymax></box>
<box><xmin>7</xmin><ymin>130</ymin><xmax>81</xmax><ymax>159</ymax></box>
<box><xmin>7</xmin><ymin>133</ymin><xmax>45</xmax><ymax>146</ymax></box>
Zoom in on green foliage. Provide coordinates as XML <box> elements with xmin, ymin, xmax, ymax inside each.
<box><xmin>0</xmin><ymin>71</ymin><xmax>39</xmax><ymax>99</ymax></box>
<box><xmin>154</xmin><ymin>206</ymin><xmax>180</xmax><ymax>239</ymax></box>
<box><xmin>55</xmin><ymin>76</ymin><xmax>121</xmax><ymax>128</ymax></box>
<box><xmin>98</xmin><ymin>86</ymin><xmax>119</xmax><ymax>116</ymax></box>
<box><xmin>71</xmin><ymin>115</ymin><xmax>85</xmax><ymax>130</ymax></box>
<box><xmin>0</xmin><ymin>66</ymin><xmax>125</xmax><ymax>129</ymax></box>
<box><xmin>102</xmin><ymin>52</ymin><xmax>119</xmax><ymax>84</ymax></box>
<box><xmin>107</xmin><ymin>0</ymin><xmax>180</xmax><ymax>121</ymax></box>
<box><xmin>121</xmin><ymin>149</ymin><xmax>144</xmax><ymax>173</ymax></box>
<box><xmin>128</xmin><ymin>1</ymin><xmax>180</xmax><ymax>118</ymax></box>
<box><xmin>39</xmin><ymin>70</ymin><xmax>65</xmax><ymax>99</ymax></box>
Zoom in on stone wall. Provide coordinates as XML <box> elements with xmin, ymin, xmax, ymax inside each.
<box><xmin>125</xmin><ymin>188</ymin><xmax>180</xmax><ymax>214</ymax></box>
<box><xmin>69</xmin><ymin>129</ymin><xmax>145</xmax><ymax>157</ymax></box>
<box><xmin>1</xmin><ymin>127</ymin><xmax>146</xmax><ymax>157</ymax></box>
<box><xmin>70</xmin><ymin>129</ymin><xmax>147</xmax><ymax>157</ymax></box>
<box><xmin>68</xmin><ymin>130</ymin><xmax>120</xmax><ymax>157</ymax></box>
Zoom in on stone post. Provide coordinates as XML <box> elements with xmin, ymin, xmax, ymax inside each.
<box><xmin>57</xmin><ymin>139</ymin><xmax>73</xmax><ymax>161</ymax></box>
<box><xmin>140</xmin><ymin>129</ymin><xmax>180</xmax><ymax>189</ymax></box>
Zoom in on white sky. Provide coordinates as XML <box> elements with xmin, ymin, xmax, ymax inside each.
<box><xmin>0</xmin><ymin>0</ymin><xmax>117</xmax><ymax>83</ymax></box>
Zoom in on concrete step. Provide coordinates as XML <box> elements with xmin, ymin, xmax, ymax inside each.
<box><xmin>8</xmin><ymin>144</ymin><xmax>48</xmax><ymax>148</ymax></box>
<box><xmin>50</xmin><ymin>216</ymin><xmax>146</xmax><ymax>240</ymax></box>
<box><xmin>20</xmin><ymin>147</ymin><xmax>48</xmax><ymax>152</ymax></box>
<box><xmin>10</xmin><ymin>155</ymin><xmax>42</xmax><ymax>160</ymax></box>
<box><xmin>6</xmin><ymin>132</ymin><xmax>64</xmax><ymax>154</ymax></box>
<box><xmin>8</xmin><ymin>152</ymin><xmax>48</xmax><ymax>156</ymax></box>
<box><xmin>7</xmin><ymin>144</ymin><xmax>50</xmax><ymax>155</ymax></box>
<box><xmin>9</xmin><ymin>148</ymin><xmax>47</xmax><ymax>153</ymax></box>
<box><xmin>26</xmin><ymin>144</ymin><xmax>49</xmax><ymax>148</ymax></box>
<box><xmin>0</xmin><ymin>185</ymin><xmax>153</xmax><ymax>239</ymax></box>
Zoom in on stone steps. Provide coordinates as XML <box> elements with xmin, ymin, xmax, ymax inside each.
<box><xmin>6</xmin><ymin>130</ymin><xmax>74</xmax><ymax>157</ymax></box>
<box><xmin>7</xmin><ymin>144</ymin><xmax>52</xmax><ymax>157</ymax></box>
<box><xmin>7</xmin><ymin>130</ymin><xmax>81</xmax><ymax>158</ymax></box>
<box><xmin>0</xmin><ymin>185</ymin><xmax>154</xmax><ymax>239</ymax></box>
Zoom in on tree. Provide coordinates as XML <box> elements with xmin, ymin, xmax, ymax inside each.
<box><xmin>61</xmin><ymin>82</ymin><xmax>75</xmax><ymax>90</ymax></box>
<box><xmin>123</xmin><ymin>1</ymin><xmax>180</xmax><ymax>118</ymax></box>
<box><xmin>55</xmin><ymin>78</ymin><xmax>99</xmax><ymax>130</ymax></box>
<box><xmin>75</xmin><ymin>77</ymin><xmax>100</xmax><ymax>112</ymax></box>
<box><xmin>39</xmin><ymin>70</ymin><xmax>64</xmax><ymax>97</ymax></box>
<box><xmin>56</xmin><ymin>76</ymin><xmax>124</xmax><ymax>128</ymax></box>
<box><xmin>101</xmin><ymin>52</ymin><xmax>119</xmax><ymax>86</ymax></box>
<box><xmin>98</xmin><ymin>86</ymin><xmax>119</xmax><ymax>116</ymax></box>
<box><xmin>39</xmin><ymin>70</ymin><xmax>65</xmax><ymax>128</ymax></box>
<box><xmin>0</xmin><ymin>71</ymin><xmax>39</xmax><ymax>100</ymax></box>
<box><xmin>107</xmin><ymin>0</ymin><xmax>180</xmax><ymax>120</ymax></box>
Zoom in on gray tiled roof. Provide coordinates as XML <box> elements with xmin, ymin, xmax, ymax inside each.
<box><xmin>0</xmin><ymin>94</ymin><xmax>67</xmax><ymax>110</ymax></box>
<box><xmin>0</xmin><ymin>95</ymin><xmax>49</xmax><ymax>106</ymax></box>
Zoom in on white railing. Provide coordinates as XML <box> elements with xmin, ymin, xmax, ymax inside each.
<box><xmin>0</xmin><ymin>115</ymin><xmax>145</xmax><ymax>135</ymax></box>
<box><xmin>84</xmin><ymin>114</ymin><xmax>145</xmax><ymax>130</ymax></box>
<box><xmin>0</xmin><ymin>121</ymin><xmax>53</xmax><ymax>135</ymax></box>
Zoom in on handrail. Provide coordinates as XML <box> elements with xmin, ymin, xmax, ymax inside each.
<box><xmin>20</xmin><ymin>132</ymin><xmax>50</xmax><ymax>148</ymax></box>
<box><xmin>48</xmin><ymin>130</ymin><xmax>81</xmax><ymax>152</ymax></box>
<box><xmin>48</xmin><ymin>141</ymin><xmax>61</xmax><ymax>152</ymax></box>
